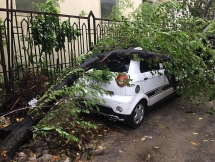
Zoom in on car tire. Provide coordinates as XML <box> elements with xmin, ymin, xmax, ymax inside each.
<box><xmin>126</xmin><ymin>101</ymin><xmax>145</xmax><ymax>129</ymax></box>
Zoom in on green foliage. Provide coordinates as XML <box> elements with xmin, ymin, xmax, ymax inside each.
<box><xmin>79</xmin><ymin>10</ymin><xmax>87</xmax><ymax>17</ymax></box>
<box><xmin>93</xmin><ymin>0</ymin><xmax>215</xmax><ymax>102</ymax></box>
<box><xmin>31</xmin><ymin>0</ymin><xmax>80</xmax><ymax>53</ymax></box>
<box><xmin>32</xmin><ymin>124</ymin><xmax>79</xmax><ymax>142</ymax></box>
<box><xmin>30</xmin><ymin>66</ymin><xmax>115</xmax><ymax>145</ymax></box>
<box><xmin>0</xmin><ymin>18</ymin><xmax>5</xmax><ymax>45</ymax></box>
<box><xmin>23</xmin><ymin>0</ymin><xmax>80</xmax><ymax>71</ymax></box>
<box><xmin>39</xmin><ymin>0</ymin><xmax>60</xmax><ymax>13</ymax></box>
<box><xmin>109</xmin><ymin>0</ymin><xmax>134</xmax><ymax>20</ymax></box>
<box><xmin>0</xmin><ymin>18</ymin><xmax>4</xmax><ymax>29</ymax></box>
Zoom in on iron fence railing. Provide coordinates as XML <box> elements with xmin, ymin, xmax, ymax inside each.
<box><xmin>0</xmin><ymin>8</ymin><xmax>119</xmax><ymax>94</ymax></box>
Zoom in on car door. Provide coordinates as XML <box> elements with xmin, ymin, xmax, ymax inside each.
<box><xmin>139</xmin><ymin>60</ymin><xmax>170</xmax><ymax>105</ymax></box>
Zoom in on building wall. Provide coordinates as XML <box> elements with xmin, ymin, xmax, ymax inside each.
<box><xmin>59</xmin><ymin>0</ymin><xmax>142</xmax><ymax>18</ymax></box>
<box><xmin>59</xmin><ymin>0</ymin><xmax>101</xmax><ymax>17</ymax></box>
<box><xmin>0</xmin><ymin>1</ymin><xmax>7</xmax><ymax>19</ymax></box>
<box><xmin>0</xmin><ymin>0</ymin><xmax>143</xmax><ymax>18</ymax></box>
<box><xmin>132</xmin><ymin>0</ymin><xmax>142</xmax><ymax>9</ymax></box>
<box><xmin>0</xmin><ymin>1</ymin><xmax>6</xmax><ymax>9</ymax></box>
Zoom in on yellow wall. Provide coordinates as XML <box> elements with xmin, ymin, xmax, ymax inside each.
<box><xmin>132</xmin><ymin>0</ymin><xmax>142</xmax><ymax>9</ymax></box>
<box><xmin>0</xmin><ymin>1</ymin><xmax>6</xmax><ymax>19</ymax></box>
<box><xmin>59</xmin><ymin>0</ymin><xmax>142</xmax><ymax>18</ymax></box>
<box><xmin>0</xmin><ymin>0</ymin><xmax>6</xmax><ymax>8</ymax></box>
<box><xmin>0</xmin><ymin>0</ymin><xmax>143</xmax><ymax>18</ymax></box>
<box><xmin>59</xmin><ymin>0</ymin><xmax>101</xmax><ymax>17</ymax></box>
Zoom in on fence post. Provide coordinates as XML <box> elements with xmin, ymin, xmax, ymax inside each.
<box><xmin>6</xmin><ymin>0</ymin><xmax>12</xmax><ymax>92</ymax></box>
<box><xmin>10</xmin><ymin>1</ymin><xmax>14</xmax><ymax>93</ymax></box>
<box><xmin>87</xmin><ymin>11</ymin><xmax>96</xmax><ymax>48</ymax></box>
<box><xmin>0</xmin><ymin>27</ymin><xmax>10</xmax><ymax>95</ymax></box>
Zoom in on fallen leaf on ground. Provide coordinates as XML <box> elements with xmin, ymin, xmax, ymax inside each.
<box><xmin>78</xmin><ymin>144</ymin><xmax>82</xmax><ymax>150</ymax></box>
<box><xmin>51</xmin><ymin>155</ymin><xmax>60</xmax><ymax>161</ymax></box>
<box><xmin>1</xmin><ymin>151</ymin><xmax>7</xmax><ymax>157</ymax></box>
<box><xmin>30</xmin><ymin>152</ymin><xmax>36</xmax><ymax>158</ymax></box>
<box><xmin>141</xmin><ymin>137</ymin><xmax>146</xmax><ymax>141</ymax></box>
<box><xmin>64</xmin><ymin>157</ymin><xmax>71</xmax><ymax>162</ymax></box>
<box><xmin>190</xmin><ymin>142</ymin><xmax>198</xmax><ymax>146</ymax></box>
<box><xmin>0</xmin><ymin>117</ymin><xmax>10</xmax><ymax>128</ymax></box>
<box><xmin>146</xmin><ymin>154</ymin><xmax>151</xmax><ymax>161</ymax></box>
<box><xmin>18</xmin><ymin>152</ymin><xmax>27</xmax><ymax>157</ymax></box>
<box><xmin>144</xmin><ymin>136</ymin><xmax>153</xmax><ymax>139</ymax></box>
<box><xmin>154</xmin><ymin>146</ymin><xmax>159</xmax><ymax>149</ymax></box>
<box><xmin>193</xmin><ymin>133</ymin><xmax>198</xmax><ymax>135</ymax></box>
<box><xmin>119</xmin><ymin>150</ymin><xmax>123</xmax><ymax>153</ymax></box>
<box><xmin>16</xmin><ymin>118</ymin><xmax>24</xmax><ymax>122</ymax></box>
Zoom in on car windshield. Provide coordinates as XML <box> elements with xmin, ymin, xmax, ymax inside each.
<box><xmin>97</xmin><ymin>58</ymin><xmax>130</xmax><ymax>72</ymax></box>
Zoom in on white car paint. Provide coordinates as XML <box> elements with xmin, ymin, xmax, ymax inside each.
<box><xmin>86</xmin><ymin>58</ymin><xmax>175</xmax><ymax>116</ymax></box>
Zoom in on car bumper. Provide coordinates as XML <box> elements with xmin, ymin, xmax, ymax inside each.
<box><xmin>86</xmin><ymin>94</ymin><xmax>136</xmax><ymax>115</ymax></box>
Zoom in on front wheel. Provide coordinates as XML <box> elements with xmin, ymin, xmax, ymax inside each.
<box><xmin>126</xmin><ymin>101</ymin><xmax>145</xmax><ymax>129</ymax></box>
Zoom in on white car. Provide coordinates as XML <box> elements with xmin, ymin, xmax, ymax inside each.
<box><xmin>85</xmin><ymin>48</ymin><xmax>176</xmax><ymax>128</ymax></box>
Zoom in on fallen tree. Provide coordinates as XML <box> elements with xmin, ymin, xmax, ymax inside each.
<box><xmin>0</xmin><ymin>49</ymin><xmax>170</xmax><ymax>158</ymax></box>
<box><xmin>0</xmin><ymin>55</ymin><xmax>101</xmax><ymax>158</ymax></box>
<box><xmin>2</xmin><ymin>0</ymin><xmax>215</xmax><ymax>158</ymax></box>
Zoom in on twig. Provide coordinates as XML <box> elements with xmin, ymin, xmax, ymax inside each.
<box><xmin>0</xmin><ymin>105</ymin><xmax>53</xmax><ymax>118</ymax></box>
<box><xmin>10</xmin><ymin>97</ymin><xmax>20</xmax><ymax>110</ymax></box>
<box><xmin>99</xmin><ymin>50</ymin><xmax>115</xmax><ymax>63</ymax></box>
<box><xmin>29</xmin><ymin>85</ymin><xmax>36</xmax><ymax>90</ymax></box>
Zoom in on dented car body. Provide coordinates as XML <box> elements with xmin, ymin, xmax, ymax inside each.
<box><xmin>85</xmin><ymin>48</ymin><xmax>176</xmax><ymax>128</ymax></box>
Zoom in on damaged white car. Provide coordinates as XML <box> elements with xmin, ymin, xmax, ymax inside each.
<box><xmin>83</xmin><ymin>48</ymin><xmax>177</xmax><ymax>128</ymax></box>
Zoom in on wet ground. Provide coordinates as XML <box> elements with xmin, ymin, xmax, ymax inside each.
<box><xmin>89</xmin><ymin>97</ymin><xmax>215</xmax><ymax>162</ymax></box>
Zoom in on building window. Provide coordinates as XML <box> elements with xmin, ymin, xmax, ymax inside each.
<box><xmin>101</xmin><ymin>0</ymin><xmax>118</xmax><ymax>18</ymax></box>
<box><xmin>15</xmin><ymin>0</ymin><xmax>46</xmax><ymax>11</ymax></box>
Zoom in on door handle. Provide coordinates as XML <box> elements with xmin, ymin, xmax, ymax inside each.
<box><xmin>144</xmin><ymin>77</ymin><xmax>148</xmax><ymax>80</ymax></box>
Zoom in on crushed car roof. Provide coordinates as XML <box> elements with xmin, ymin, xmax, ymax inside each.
<box><xmin>100</xmin><ymin>48</ymin><xmax>170</xmax><ymax>60</ymax></box>
<box><xmin>80</xmin><ymin>48</ymin><xmax>170</xmax><ymax>71</ymax></box>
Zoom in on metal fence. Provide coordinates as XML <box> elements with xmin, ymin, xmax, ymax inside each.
<box><xmin>0</xmin><ymin>8</ymin><xmax>118</xmax><ymax>94</ymax></box>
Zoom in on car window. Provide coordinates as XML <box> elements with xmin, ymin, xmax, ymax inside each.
<box><xmin>106</xmin><ymin>58</ymin><xmax>130</xmax><ymax>72</ymax></box>
<box><xmin>97</xmin><ymin>58</ymin><xmax>130</xmax><ymax>72</ymax></box>
<box><xmin>140</xmin><ymin>60</ymin><xmax>160</xmax><ymax>73</ymax></box>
